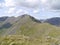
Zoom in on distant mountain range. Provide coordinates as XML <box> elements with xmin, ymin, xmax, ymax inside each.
<box><xmin>44</xmin><ymin>17</ymin><xmax>60</xmax><ymax>26</ymax></box>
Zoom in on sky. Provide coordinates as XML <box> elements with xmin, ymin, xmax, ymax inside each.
<box><xmin>0</xmin><ymin>0</ymin><xmax>60</xmax><ymax>19</ymax></box>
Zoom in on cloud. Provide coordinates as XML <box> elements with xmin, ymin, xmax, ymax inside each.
<box><xmin>4</xmin><ymin>0</ymin><xmax>41</xmax><ymax>15</ymax></box>
<box><xmin>0</xmin><ymin>3</ymin><xmax>2</xmax><ymax>7</ymax></box>
<box><xmin>46</xmin><ymin>0</ymin><xmax>60</xmax><ymax>11</ymax></box>
<box><xmin>4</xmin><ymin>0</ymin><xmax>16</xmax><ymax>7</ymax></box>
<box><xmin>15</xmin><ymin>0</ymin><xmax>40</xmax><ymax>9</ymax></box>
<box><xmin>16</xmin><ymin>0</ymin><xmax>60</xmax><ymax>10</ymax></box>
<box><xmin>16</xmin><ymin>9</ymin><xmax>23</xmax><ymax>14</ymax></box>
<box><xmin>33</xmin><ymin>10</ymin><xmax>39</xmax><ymax>14</ymax></box>
<box><xmin>3</xmin><ymin>0</ymin><xmax>60</xmax><ymax>10</ymax></box>
<box><xmin>16</xmin><ymin>9</ymin><xmax>29</xmax><ymax>15</ymax></box>
<box><xmin>6</xmin><ymin>7</ymin><xmax>16</xmax><ymax>14</ymax></box>
<box><xmin>51</xmin><ymin>0</ymin><xmax>60</xmax><ymax>10</ymax></box>
<box><xmin>4</xmin><ymin>0</ymin><xmax>40</xmax><ymax>9</ymax></box>
<box><xmin>2</xmin><ymin>0</ymin><xmax>60</xmax><ymax>17</ymax></box>
<box><xmin>52</xmin><ymin>5</ymin><xmax>60</xmax><ymax>10</ymax></box>
<box><xmin>0</xmin><ymin>2</ymin><xmax>5</xmax><ymax>8</ymax></box>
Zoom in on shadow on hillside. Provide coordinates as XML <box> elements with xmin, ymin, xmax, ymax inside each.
<box><xmin>0</xmin><ymin>23</ymin><xmax>12</xmax><ymax>29</ymax></box>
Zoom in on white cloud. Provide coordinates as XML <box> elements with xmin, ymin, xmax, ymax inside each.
<box><xmin>33</xmin><ymin>10</ymin><xmax>39</xmax><ymax>14</ymax></box>
<box><xmin>0</xmin><ymin>3</ymin><xmax>5</xmax><ymax>8</ymax></box>
<box><xmin>7</xmin><ymin>7</ymin><xmax>16</xmax><ymax>14</ymax></box>
<box><xmin>41</xmin><ymin>0</ymin><xmax>47</xmax><ymax>4</ymax></box>
<box><xmin>16</xmin><ymin>9</ymin><xmax>23</xmax><ymax>14</ymax></box>
<box><xmin>3</xmin><ymin>0</ymin><xmax>48</xmax><ymax>9</ymax></box>
<box><xmin>16</xmin><ymin>9</ymin><xmax>29</xmax><ymax>15</ymax></box>
<box><xmin>24</xmin><ymin>10</ymin><xmax>29</xmax><ymax>14</ymax></box>
<box><xmin>0</xmin><ymin>3</ymin><xmax>2</xmax><ymax>6</ymax></box>
<box><xmin>3</xmin><ymin>0</ymin><xmax>60</xmax><ymax>10</ymax></box>
<box><xmin>51</xmin><ymin>0</ymin><xmax>60</xmax><ymax>10</ymax></box>
<box><xmin>3</xmin><ymin>0</ymin><xmax>60</xmax><ymax>17</ymax></box>
<box><xmin>5</xmin><ymin>0</ymin><xmax>16</xmax><ymax>7</ymax></box>
<box><xmin>44</xmin><ymin>0</ymin><xmax>60</xmax><ymax>10</ymax></box>
<box><xmin>15</xmin><ymin>0</ymin><xmax>40</xmax><ymax>9</ymax></box>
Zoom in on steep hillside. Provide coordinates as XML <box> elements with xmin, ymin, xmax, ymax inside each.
<box><xmin>0</xmin><ymin>14</ymin><xmax>41</xmax><ymax>36</ymax></box>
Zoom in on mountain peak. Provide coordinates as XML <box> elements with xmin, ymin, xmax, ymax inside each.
<box><xmin>20</xmin><ymin>14</ymin><xmax>32</xmax><ymax>18</ymax></box>
<box><xmin>19</xmin><ymin>14</ymin><xmax>41</xmax><ymax>23</ymax></box>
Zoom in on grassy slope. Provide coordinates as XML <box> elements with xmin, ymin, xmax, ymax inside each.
<box><xmin>1</xmin><ymin>23</ymin><xmax>60</xmax><ymax>45</ymax></box>
<box><xmin>19</xmin><ymin>23</ymin><xmax>60</xmax><ymax>38</ymax></box>
<box><xmin>0</xmin><ymin>23</ymin><xmax>60</xmax><ymax>45</ymax></box>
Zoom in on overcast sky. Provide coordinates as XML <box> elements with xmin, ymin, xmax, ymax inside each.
<box><xmin>0</xmin><ymin>0</ymin><xmax>60</xmax><ymax>19</ymax></box>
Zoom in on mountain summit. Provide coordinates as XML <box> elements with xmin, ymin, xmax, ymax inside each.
<box><xmin>0</xmin><ymin>14</ymin><xmax>41</xmax><ymax>36</ymax></box>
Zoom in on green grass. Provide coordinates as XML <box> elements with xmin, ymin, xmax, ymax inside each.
<box><xmin>18</xmin><ymin>23</ymin><xmax>60</xmax><ymax>38</ymax></box>
<box><xmin>0</xmin><ymin>35</ymin><xmax>60</xmax><ymax>45</ymax></box>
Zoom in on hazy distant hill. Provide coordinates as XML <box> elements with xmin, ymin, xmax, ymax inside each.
<box><xmin>44</xmin><ymin>17</ymin><xmax>60</xmax><ymax>26</ymax></box>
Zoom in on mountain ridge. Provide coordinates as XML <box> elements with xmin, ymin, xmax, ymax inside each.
<box><xmin>0</xmin><ymin>14</ymin><xmax>59</xmax><ymax>36</ymax></box>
